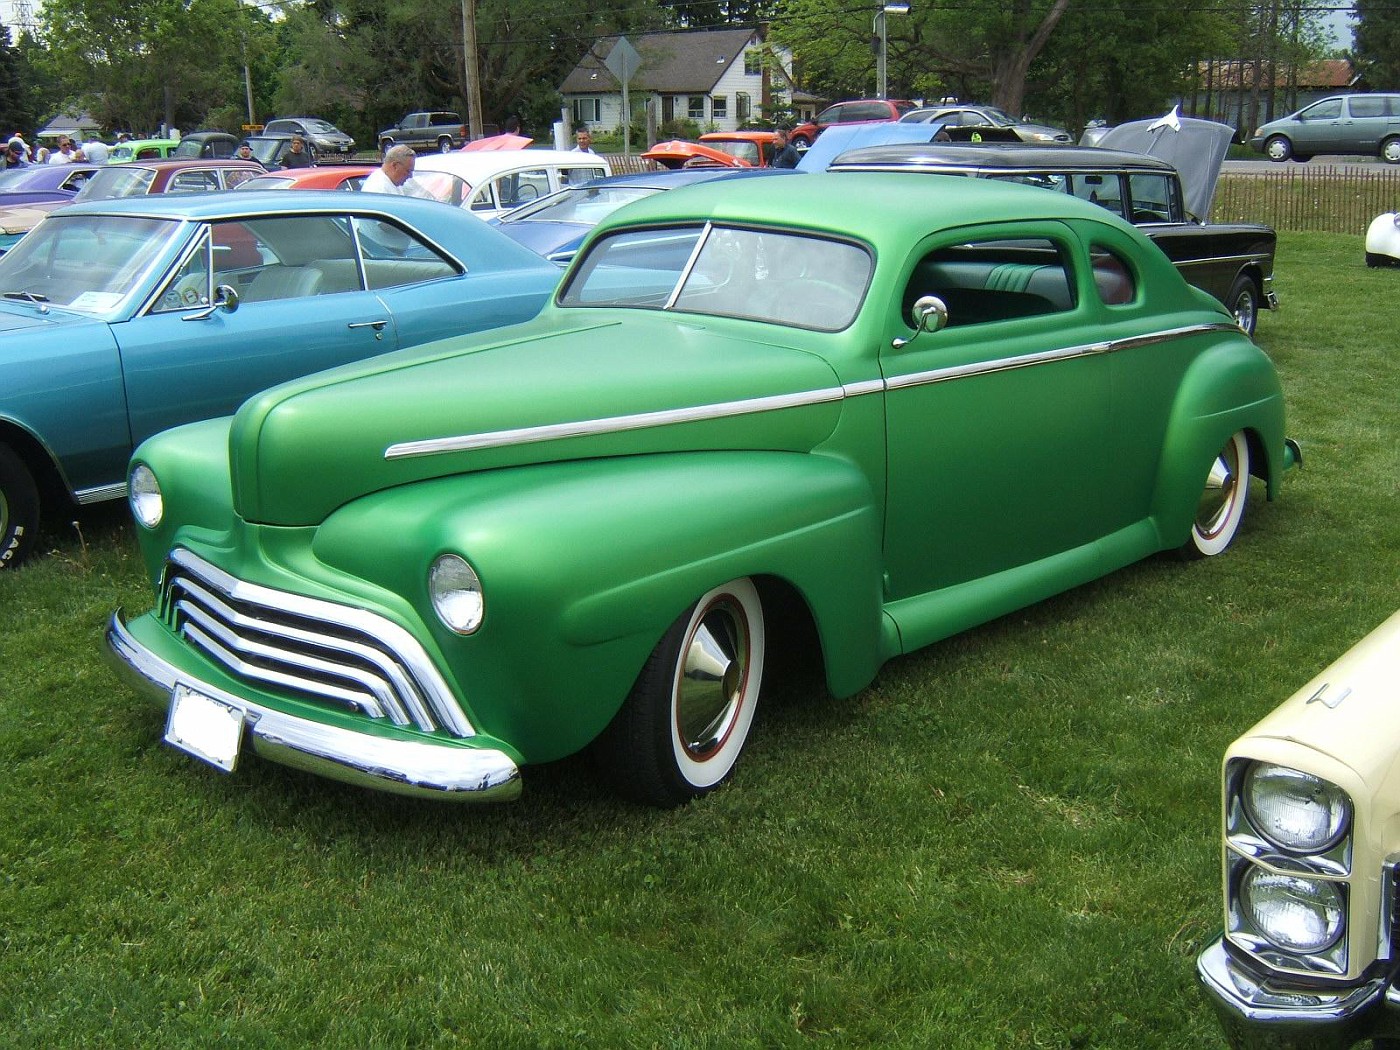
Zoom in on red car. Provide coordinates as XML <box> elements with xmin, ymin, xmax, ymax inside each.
<box><xmin>236</xmin><ymin>165</ymin><xmax>379</xmax><ymax>192</ymax></box>
<box><xmin>72</xmin><ymin>159</ymin><xmax>265</xmax><ymax>201</ymax></box>
<box><xmin>790</xmin><ymin>99</ymin><xmax>919</xmax><ymax>147</ymax></box>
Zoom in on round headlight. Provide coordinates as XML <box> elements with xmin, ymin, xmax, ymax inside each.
<box><xmin>128</xmin><ymin>464</ymin><xmax>163</xmax><ymax>528</ymax></box>
<box><xmin>1240</xmin><ymin>868</ymin><xmax>1344</xmax><ymax>953</ymax></box>
<box><xmin>1243</xmin><ymin>763</ymin><xmax>1350</xmax><ymax>854</ymax></box>
<box><xmin>429</xmin><ymin>554</ymin><xmax>483</xmax><ymax>635</ymax></box>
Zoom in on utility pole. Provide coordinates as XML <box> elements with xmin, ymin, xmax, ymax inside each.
<box><xmin>462</xmin><ymin>0</ymin><xmax>484</xmax><ymax>138</ymax></box>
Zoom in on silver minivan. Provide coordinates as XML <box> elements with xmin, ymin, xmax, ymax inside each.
<box><xmin>1249</xmin><ymin>93</ymin><xmax>1400</xmax><ymax>163</ymax></box>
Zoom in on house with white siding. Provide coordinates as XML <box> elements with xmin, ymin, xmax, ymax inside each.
<box><xmin>560</xmin><ymin>28</ymin><xmax>815</xmax><ymax>135</ymax></box>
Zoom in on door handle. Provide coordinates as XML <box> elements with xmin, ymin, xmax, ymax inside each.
<box><xmin>347</xmin><ymin>319</ymin><xmax>388</xmax><ymax>340</ymax></box>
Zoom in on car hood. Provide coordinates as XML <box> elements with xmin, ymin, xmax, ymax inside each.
<box><xmin>1097</xmin><ymin>108</ymin><xmax>1233</xmax><ymax>221</ymax></box>
<box><xmin>0</xmin><ymin>301</ymin><xmax>90</xmax><ymax>332</ymax></box>
<box><xmin>228</xmin><ymin>313</ymin><xmax>845</xmax><ymax>526</ymax></box>
<box><xmin>796</xmin><ymin>123</ymin><xmax>945</xmax><ymax>172</ymax></box>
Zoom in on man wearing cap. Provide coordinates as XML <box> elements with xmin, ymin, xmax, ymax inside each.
<box><xmin>3</xmin><ymin>138</ymin><xmax>29</xmax><ymax>169</ymax></box>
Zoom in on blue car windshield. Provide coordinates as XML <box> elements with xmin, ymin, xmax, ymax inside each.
<box><xmin>0</xmin><ymin>214</ymin><xmax>180</xmax><ymax>315</ymax></box>
<box><xmin>560</xmin><ymin>223</ymin><xmax>872</xmax><ymax>332</ymax></box>
<box><xmin>500</xmin><ymin>185</ymin><xmax>660</xmax><ymax>226</ymax></box>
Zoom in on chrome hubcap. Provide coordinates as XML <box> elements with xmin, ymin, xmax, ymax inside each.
<box><xmin>1196</xmin><ymin>442</ymin><xmax>1240</xmax><ymax>538</ymax></box>
<box><xmin>676</xmin><ymin>599</ymin><xmax>748</xmax><ymax>760</ymax></box>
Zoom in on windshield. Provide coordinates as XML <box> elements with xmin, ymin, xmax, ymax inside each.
<box><xmin>560</xmin><ymin>223</ymin><xmax>872</xmax><ymax>332</ymax></box>
<box><xmin>705</xmin><ymin>140</ymin><xmax>760</xmax><ymax>165</ymax></box>
<box><xmin>0</xmin><ymin>213</ymin><xmax>181</xmax><ymax>314</ymax></box>
<box><xmin>235</xmin><ymin>175</ymin><xmax>295</xmax><ymax>191</ymax></box>
<box><xmin>73</xmin><ymin>167</ymin><xmax>158</xmax><ymax>201</ymax></box>
<box><xmin>500</xmin><ymin>185</ymin><xmax>660</xmax><ymax>226</ymax></box>
<box><xmin>245</xmin><ymin>139</ymin><xmax>286</xmax><ymax>165</ymax></box>
<box><xmin>304</xmin><ymin>120</ymin><xmax>337</xmax><ymax>134</ymax></box>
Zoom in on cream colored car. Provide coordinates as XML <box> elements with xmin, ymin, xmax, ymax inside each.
<box><xmin>1198</xmin><ymin>609</ymin><xmax>1400</xmax><ymax>1048</ymax></box>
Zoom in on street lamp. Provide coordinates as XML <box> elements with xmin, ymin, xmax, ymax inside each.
<box><xmin>875</xmin><ymin>2</ymin><xmax>911</xmax><ymax>100</ymax></box>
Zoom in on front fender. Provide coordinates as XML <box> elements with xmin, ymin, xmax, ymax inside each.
<box><xmin>309</xmin><ymin>450</ymin><xmax>884</xmax><ymax>763</ymax></box>
<box><xmin>1150</xmin><ymin>334</ymin><xmax>1287</xmax><ymax>547</ymax></box>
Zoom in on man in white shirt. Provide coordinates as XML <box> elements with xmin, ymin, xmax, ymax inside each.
<box><xmin>573</xmin><ymin>126</ymin><xmax>599</xmax><ymax>155</ymax></box>
<box><xmin>48</xmin><ymin>138</ymin><xmax>77</xmax><ymax>164</ymax></box>
<box><xmin>362</xmin><ymin>144</ymin><xmax>433</xmax><ymax>197</ymax></box>
<box><xmin>82</xmin><ymin>138</ymin><xmax>110</xmax><ymax>164</ymax></box>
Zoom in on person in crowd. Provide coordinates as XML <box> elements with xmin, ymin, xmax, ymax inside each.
<box><xmin>573</xmin><ymin>126</ymin><xmax>599</xmax><ymax>155</ymax></box>
<box><xmin>3</xmin><ymin>138</ymin><xmax>29</xmax><ymax>168</ymax></box>
<box><xmin>770</xmin><ymin>128</ymin><xmax>800</xmax><ymax>169</ymax></box>
<box><xmin>362</xmin><ymin>144</ymin><xmax>433</xmax><ymax>197</ymax></box>
<box><xmin>82</xmin><ymin>138</ymin><xmax>109</xmax><ymax>164</ymax></box>
<box><xmin>236</xmin><ymin>142</ymin><xmax>256</xmax><ymax>162</ymax></box>
<box><xmin>281</xmin><ymin>134</ymin><xmax>314</xmax><ymax>168</ymax></box>
<box><xmin>35</xmin><ymin>146</ymin><xmax>49</xmax><ymax>164</ymax></box>
<box><xmin>48</xmin><ymin>138</ymin><xmax>77</xmax><ymax>164</ymax></box>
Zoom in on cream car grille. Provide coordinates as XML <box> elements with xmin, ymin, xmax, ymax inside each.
<box><xmin>158</xmin><ymin>547</ymin><xmax>473</xmax><ymax>737</ymax></box>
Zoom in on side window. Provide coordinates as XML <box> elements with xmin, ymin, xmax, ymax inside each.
<box><xmin>223</xmin><ymin>169</ymin><xmax>258</xmax><ymax>190</ymax></box>
<box><xmin>351</xmin><ymin>216</ymin><xmax>459</xmax><ymax>290</ymax></box>
<box><xmin>1089</xmin><ymin>247</ymin><xmax>1136</xmax><ymax>306</ymax></box>
<box><xmin>151</xmin><ymin>231</ymin><xmax>212</xmax><ymax>313</ymax></box>
<box><xmin>478</xmin><ymin>168</ymin><xmax>550</xmax><ymax>210</ymax></box>
<box><xmin>904</xmin><ymin>237</ymin><xmax>1076</xmax><ymax>328</ymax></box>
<box><xmin>1069</xmin><ymin>173</ymin><xmax>1124</xmax><ymax>217</ymax></box>
<box><xmin>167</xmin><ymin>170</ymin><xmax>220</xmax><ymax>194</ymax></box>
<box><xmin>1299</xmin><ymin>99</ymin><xmax>1342</xmax><ymax>121</ymax></box>
<box><xmin>1126</xmin><ymin>173</ymin><xmax>1176</xmax><ymax>223</ymax></box>
<box><xmin>1348</xmin><ymin>96</ymin><xmax>1386</xmax><ymax>118</ymax></box>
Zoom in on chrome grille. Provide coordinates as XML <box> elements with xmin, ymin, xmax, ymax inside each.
<box><xmin>159</xmin><ymin>547</ymin><xmax>474</xmax><ymax>737</ymax></box>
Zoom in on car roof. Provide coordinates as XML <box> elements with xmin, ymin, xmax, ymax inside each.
<box><xmin>594</xmin><ymin>169</ymin><xmax>1135</xmax><ymax>245</ymax></box>
<box><xmin>415</xmin><ymin>149</ymin><xmax>603</xmax><ymax>179</ymax></box>
<box><xmin>57</xmin><ymin>187</ymin><xmax>448</xmax><ymax>221</ymax></box>
<box><xmin>103</xmin><ymin>158</ymin><xmax>266</xmax><ymax>173</ymax></box>
<box><xmin>828</xmin><ymin>142</ymin><xmax>1176</xmax><ymax>173</ymax></box>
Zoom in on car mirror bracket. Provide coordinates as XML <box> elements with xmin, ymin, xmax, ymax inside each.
<box><xmin>182</xmin><ymin>284</ymin><xmax>240</xmax><ymax>321</ymax></box>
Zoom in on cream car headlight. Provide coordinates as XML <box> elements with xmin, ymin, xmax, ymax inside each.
<box><xmin>1239</xmin><ymin>868</ymin><xmax>1344</xmax><ymax>953</ymax></box>
<box><xmin>1242</xmin><ymin>763</ymin><xmax>1350</xmax><ymax>854</ymax></box>
<box><xmin>128</xmin><ymin>464</ymin><xmax>163</xmax><ymax>528</ymax></box>
<box><xmin>429</xmin><ymin>554</ymin><xmax>483</xmax><ymax>634</ymax></box>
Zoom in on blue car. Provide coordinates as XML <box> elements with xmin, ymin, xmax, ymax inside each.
<box><xmin>0</xmin><ymin>190</ymin><xmax>560</xmax><ymax>568</ymax></box>
<box><xmin>492</xmin><ymin>167</ymin><xmax>792</xmax><ymax>264</ymax></box>
<box><xmin>0</xmin><ymin>163</ymin><xmax>103</xmax><ymax>205</ymax></box>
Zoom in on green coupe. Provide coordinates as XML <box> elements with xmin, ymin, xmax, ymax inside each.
<box><xmin>107</xmin><ymin>173</ymin><xmax>1298</xmax><ymax>807</ymax></box>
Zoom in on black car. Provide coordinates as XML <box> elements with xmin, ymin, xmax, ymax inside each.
<box><xmin>829</xmin><ymin>119</ymin><xmax>1277</xmax><ymax>334</ymax></box>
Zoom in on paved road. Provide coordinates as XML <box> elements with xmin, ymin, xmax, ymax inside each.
<box><xmin>1223</xmin><ymin>157</ymin><xmax>1391</xmax><ymax>176</ymax></box>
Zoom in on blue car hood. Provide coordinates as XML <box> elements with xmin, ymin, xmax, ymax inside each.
<box><xmin>0</xmin><ymin>303</ymin><xmax>90</xmax><ymax>334</ymax></box>
<box><xmin>797</xmin><ymin>123</ymin><xmax>946</xmax><ymax>172</ymax></box>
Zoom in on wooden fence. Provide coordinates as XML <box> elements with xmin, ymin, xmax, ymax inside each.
<box><xmin>1213</xmin><ymin>166</ymin><xmax>1400</xmax><ymax>234</ymax></box>
<box><xmin>603</xmin><ymin>154</ymin><xmax>1397</xmax><ymax>235</ymax></box>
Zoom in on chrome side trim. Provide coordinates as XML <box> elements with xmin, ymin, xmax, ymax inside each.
<box><xmin>165</xmin><ymin>548</ymin><xmax>474</xmax><ymax>737</ymax></box>
<box><xmin>75</xmin><ymin>482</ymin><xmax>128</xmax><ymax>505</ymax></box>
<box><xmin>106</xmin><ymin>611</ymin><xmax>520</xmax><ymax>802</ymax></box>
<box><xmin>384</xmin><ymin>323</ymin><xmax>1236</xmax><ymax>461</ymax></box>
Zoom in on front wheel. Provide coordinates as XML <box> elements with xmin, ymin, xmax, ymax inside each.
<box><xmin>791</xmin><ymin>134</ymin><xmax>811</xmax><ymax>149</ymax></box>
<box><xmin>1264</xmin><ymin>135</ymin><xmax>1292</xmax><ymax>162</ymax></box>
<box><xmin>1381</xmin><ymin>136</ymin><xmax>1400</xmax><ymax>164</ymax></box>
<box><xmin>379</xmin><ymin>137</ymin><xmax>394</xmax><ymax>155</ymax></box>
<box><xmin>595</xmin><ymin>578</ymin><xmax>765</xmax><ymax>807</ymax></box>
<box><xmin>1179</xmin><ymin>431</ymin><xmax>1251</xmax><ymax>560</ymax></box>
<box><xmin>437</xmin><ymin>137</ymin><xmax>454</xmax><ymax>154</ymax></box>
<box><xmin>1226</xmin><ymin>274</ymin><xmax>1259</xmax><ymax>335</ymax></box>
<box><xmin>0</xmin><ymin>443</ymin><xmax>40</xmax><ymax>570</ymax></box>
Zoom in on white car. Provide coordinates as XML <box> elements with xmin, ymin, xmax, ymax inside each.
<box><xmin>415</xmin><ymin>149</ymin><xmax>612</xmax><ymax>221</ymax></box>
<box><xmin>1365</xmin><ymin>211</ymin><xmax>1400</xmax><ymax>267</ymax></box>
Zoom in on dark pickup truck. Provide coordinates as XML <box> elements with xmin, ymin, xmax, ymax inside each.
<box><xmin>829</xmin><ymin>118</ymin><xmax>1278</xmax><ymax>335</ymax></box>
<box><xmin>377</xmin><ymin>111</ymin><xmax>467</xmax><ymax>154</ymax></box>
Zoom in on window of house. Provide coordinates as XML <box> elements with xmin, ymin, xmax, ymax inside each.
<box><xmin>736</xmin><ymin>93</ymin><xmax>751</xmax><ymax>122</ymax></box>
<box><xmin>688</xmin><ymin>96</ymin><xmax>706</xmax><ymax>120</ymax></box>
<box><xmin>572</xmin><ymin>98</ymin><xmax>602</xmax><ymax>125</ymax></box>
<box><xmin>712</xmin><ymin>96</ymin><xmax>728</xmax><ymax>119</ymax></box>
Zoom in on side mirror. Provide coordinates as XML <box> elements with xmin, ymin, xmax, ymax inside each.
<box><xmin>911</xmin><ymin>294</ymin><xmax>948</xmax><ymax>334</ymax></box>
<box><xmin>182</xmin><ymin>284</ymin><xmax>240</xmax><ymax>321</ymax></box>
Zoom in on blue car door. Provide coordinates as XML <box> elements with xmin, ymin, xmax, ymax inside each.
<box><xmin>113</xmin><ymin>215</ymin><xmax>401</xmax><ymax>448</ymax></box>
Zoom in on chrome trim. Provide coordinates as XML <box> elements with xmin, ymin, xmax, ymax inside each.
<box><xmin>1226</xmin><ymin>851</ymin><xmax>1351</xmax><ymax>977</ymax></box>
<box><xmin>75</xmin><ymin>481</ymin><xmax>128</xmax><ymax>505</ymax></box>
<box><xmin>1171</xmin><ymin>253</ymin><xmax>1273</xmax><ymax>269</ymax></box>
<box><xmin>1381</xmin><ymin>854</ymin><xmax>1400</xmax><ymax>963</ymax></box>
<box><xmin>663</xmin><ymin>221</ymin><xmax>712</xmax><ymax>311</ymax></box>
<box><xmin>163</xmin><ymin>547</ymin><xmax>474</xmax><ymax>737</ymax></box>
<box><xmin>1224</xmin><ymin>757</ymin><xmax>1353</xmax><ymax>876</ymax></box>
<box><xmin>1197</xmin><ymin>937</ymin><xmax>1387</xmax><ymax>1038</ymax></box>
<box><xmin>106</xmin><ymin>611</ymin><xmax>520</xmax><ymax>802</ymax></box>
<box><xmin>385</xmin><ymin>323</ymin><xmax>1235</xmax><ymax>461</ymax></box>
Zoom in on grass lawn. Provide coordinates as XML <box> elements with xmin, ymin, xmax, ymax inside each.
<box><xmin>1</xmin><ymin>232</ymin><xmax>1396</xmax><ymax>1048</ymax></box>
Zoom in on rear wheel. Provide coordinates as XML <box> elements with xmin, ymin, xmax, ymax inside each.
<box><xmin>0</xmin><ymin>443</ymin><xmax>40</xmax><ymax>570</ymax></box>
<box><xmin>791</xmin><ymin>134</ymin><xmax>811</xmax><ymax>149</ymax></box>
<box><xmin>1226</xmin><ymin>274</ymin><xmax>1259</xmax><ymax>335</ymax></box>
<box><xmin>379</xmin><ymin>137</ymin><xmax>394</xmax><ymax>155</ymax></box>
<box><xmin>1264</xmin><ymin>135</ymin><xmax>1292</xmax><ymax>162</ymax></box>
<box><xmin>595</xmin><ymin>578</ymin><xmax>765</xmax><ymax>807</ymax></box>
<box><xmin>437</xmin><ymin>137</ymin><xmax>454</xmax><ymax>153</ymax></box>
<box><xmin>1179</xmin><ymin>431</ymin><xmax>1250</xmax><ymax>560</ymax></box>
<box><xmin>1382</xmin><ymin>137</ymin><xmax>1400</xmax><ymax>164</ymax></box>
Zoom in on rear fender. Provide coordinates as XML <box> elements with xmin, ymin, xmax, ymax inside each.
<box><xmin>311</xmin><ymin>450</ymin><xmax>884</xmax><ymax>763</ymax></box>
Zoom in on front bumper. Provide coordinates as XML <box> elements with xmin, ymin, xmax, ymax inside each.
<box><xmin>106</xmin><ymin>611</ymin><xmax>522</xmax><ymax>802</ymax></box>
<box><xmin>1198</xmin><ymin>938</ymin><xmax>1400</xmax><ymax>1049</ymax></box>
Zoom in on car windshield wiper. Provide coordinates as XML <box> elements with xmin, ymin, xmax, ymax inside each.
<box><xmin>3</xmin><ymin>290</ymin><xmax>51</xmax><ymax>312</ymax></box>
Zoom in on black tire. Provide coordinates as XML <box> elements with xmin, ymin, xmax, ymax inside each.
<box><xmin>0</xmin><ymin>442</ymin><xmax>40</xmax><ymax>570</ymax></box>
<box><xmin>1263</xmin><ymin>135</ymin><xmax>1292</xmax><ymax>162</ymax></box>
<box><xmin>1178</xmin><ymin>431</ymin><xmax>1250</xmax><ymax>560</ymax></box>
<box><xmin>437</xmin><ymin>137</ymin><xmax>454</xmax><ymax>154</ymax></box>
<box><xmin>791</xmin><ymin>134</ymin><xmax>811</xmax><ymax>149</ymax></box>
<box><xmin>1366</xmin><ymin>251</ymin><xmax>1397</xmax><ymax>268</ymax></box>
<box><xmin>594</xmin><ymin>578</ymin><xmax>765</xmax><ymax>807</ymax></box>
<box><xmin>1382</xmin><ymin>137</ymin><xmax>1400</xmax><ymax>164</ymax></box>
<box><xmin>379</xmin><ymin>137</ymin><xmax>394</xmax><ymax>155</ymax></box>
<box><xmin>1226</xmin><ymin>274</ymin><xmax>1259</xmax><ymax>335</ymax></box>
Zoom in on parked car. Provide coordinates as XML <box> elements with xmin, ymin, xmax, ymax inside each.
<box><xmin>493</xmin><ymin>167</ymin><xmax>792</xmax><ymax>264</ymax></box>
<box><xmin>0</xmin><ymin>190</ymin><xmax>560</xmax><ymax>569</ymax></box>
<box><xmin>0</xmin><ymin>200</ymin><xmax>63</xmax><ymax>255</ymax></box>
<box><xmin>699</xmin><ymin>131</ymin><xmax>785</xmax><ymax>167</ymax></box>
<box><xmin>789</xmin><ymin>98</ymin><xmax>918</xmax><ymax>147</ymax></box>
<box><xmin>0</xmin><ymin>164</ymin><xmax>102</xmax><ymax>204</ymax></box>
<box><xmin>1250</xmin><ymin>93</ymin><xmax>1400</xmax><ymax>163</ymax></box>
<box><xmin>235</xmin><ymin>164</ymin><xmax>379</xmax><ymax>192</ymax></box>
<box><xmin>107</xmin><ymin>173</ymin><xmax>1296</xmax><ymax>806</ymax></box>
<box><xmin>414</xmin><ymin>149</ymin><xmax>611</xmax><ymax>220</ymax></box>
<box><xmin>241</xmin><ymin>134</ymin><xmax>299</xmax><ymax>170</ymax></box>
<box><xmin>1365</xmin><ymin>210</ymin><xmax>1400</xmax><ymax>266</ymax></box>
<box><xmin>900</xmin><ymin>104</ymin><xmax>1073</xmax><ymax>144</ymax></box>
<box><xmin>1197</xmin><ymin>609</ymin><xmax>1400</xmax><ymax>1050</ymax></box>
<box><xmin>829</xmin><ymin>117</ymin><xmax>1278</xmax><ymax>333</ymax></box>
<box><xmin>378</xmin><ymin>111</ymin><xmax>467</xmax><ymax>154</ymax></box>
<box><xmin>640</xmin><ymin>140</ymin><xmax>746</xmax><ymax>170</ymax></box>
<box><xmin>263</xmin><ymin>117</ymin><xmax>355</xmax><ymax>157</ymax></box>
<box><xmin>71</xmin><ymin>159</ymin><xmax>264</xmax><ymax>202</ymax></box>
<box><xmin>106</xmin><ymin>138</ymin><xmax>180</xmax><ymax>163</ymax></box>
<box><xmin>172</xmin><ymin>132</ymin><xmax>242</xmax><ymax>159</ymax></box>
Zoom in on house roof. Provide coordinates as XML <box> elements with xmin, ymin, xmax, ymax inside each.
<box><xmin>560</xmin><ymin>29</ymin><xmax>764</xmax><ymax>95</ymax></box>
<box><xmin>1195</xmin><ymin>58</ymin><xmax>1359</xmax><ymax>90</ymax></box>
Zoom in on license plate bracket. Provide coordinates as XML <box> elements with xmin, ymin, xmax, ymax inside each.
<box><xmin>165</xmin><ymin>685</ymin><xmax>245</xmax><ymax>772</ymax></box>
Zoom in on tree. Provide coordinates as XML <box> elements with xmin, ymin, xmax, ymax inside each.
<box><xmin>0</xmin><ymin>23</ymin><xmax>37</xmax><ymax>136</ymax></box>
<box><xmin>1354</xmin><ymin>0</ymin><xmax>1400</xmax><ymax>88</ymax></box>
